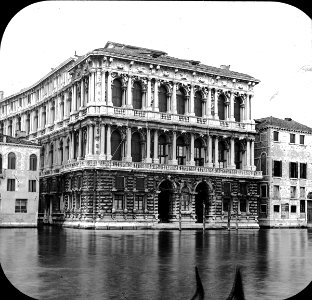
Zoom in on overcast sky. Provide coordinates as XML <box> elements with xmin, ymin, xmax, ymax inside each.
<box><xmin>0</xmin><ymin>1</ymin><xmax>311</xmax><ymax>126</ymax></box>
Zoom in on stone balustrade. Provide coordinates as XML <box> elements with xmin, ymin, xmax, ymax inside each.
<box><xmin>40</xmin><ymin>159</ymin><xmax>262</xmax><ymax>179</ymax></box>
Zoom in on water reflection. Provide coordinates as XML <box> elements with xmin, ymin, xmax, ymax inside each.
<box><xmin>0</xmin><ymin>228</ymin><xmax>312</xmax><ymax>300</ymax></box>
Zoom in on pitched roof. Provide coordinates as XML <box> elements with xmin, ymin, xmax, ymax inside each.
<box><xmin>71</xmin><ymin>41</ymin><xmax>260</xmax><ymax>83</ymax></box>
<box><xmin>0</xmin><ymin>134</ymin><xmax>40</xmax><ymax>146</ymax></box>
<box><xmin>255</xmin><ymin>116</ymin><xmax>312</xmax><ymax>133</ymax></box>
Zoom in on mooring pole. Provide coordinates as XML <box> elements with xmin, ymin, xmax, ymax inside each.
<box><xmin>203</xmin><ymin>201</ymin><xmax>206</xmax><ymax>231</ymax></box>
<box><xmin>179</xmin><ymin>193</ymin><xmax>182</xmax><ymax>231</ymax></box>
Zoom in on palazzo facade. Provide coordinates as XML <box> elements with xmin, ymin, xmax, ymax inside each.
<box><xmin>0</xmin><ymin>41</ymin><xmax>262</xmax><ymax>228</ymax></box>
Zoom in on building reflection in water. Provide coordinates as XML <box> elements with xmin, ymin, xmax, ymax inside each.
<box><xmin>0</xmin><ymin>228</ymin><xmax>312</xmax><ymax>300</ymax></box>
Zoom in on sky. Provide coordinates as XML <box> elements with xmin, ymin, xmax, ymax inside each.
<box><xmin>0</xmin><ymin>1</ymin><xmax>311</xmax><ymax>126</ymax></box>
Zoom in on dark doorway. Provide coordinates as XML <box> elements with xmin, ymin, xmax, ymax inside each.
<box><xmin>158</xmin><ymin>180</ymin><xmax>173</xmax><ymax>222</ymax></box>
<box><xmin>195</xmin><ymin>181</ymin><xmax>209</xmax><ymax>223</ymax></box>
<box><xmin>308</xmin><ymin>201</ymin><xmax>312</xmax><ymax>224</ymax></box>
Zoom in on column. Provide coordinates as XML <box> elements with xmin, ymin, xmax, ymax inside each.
<box><xmin>107</xmin><ymin>71</ymin><xmax>113</xmax><ymax>106</ymax></box>
<box><xmin>71</xmin><ymin>84</ymin><xmax>76</xmax><ymax>113</ymax></box>
<box><xmin>101</xmin><ymin>70</ymin><xmax>106</xmax><ymax>104</ymax></box>
<box><xmin>146</xmin><ymin>78</ymin><xmax>152</xmax><ymax>110</ymax></box>
<box><xmin>214</xmin><ymin>89</ymin><xmax>219</xmax><ymax>119</ymax></box>
<box><xmin>189</xmin><ymin>85</ymin><xmax>195</xmax><ymax>116</ymax></box>
<box><xmin>171</xmin><ymin>131</ymin><xmax>177</xmax><ymax>165</ymax></box>
<box><xmin>96</xmin><ymin>68</ymin><xmax>101</xmax><ymax>102</ymax></box>
<box><xmin>127</xmin><ymin>75</ymin><xmax>132</xmax><ymax>108</ymax></box>
<box><xmin>99</xmin><ymin>123</ymin><xmax>106</xmax><ymax>159</ymax></box>
<box><xmin>207</xmin><ymin>135</ymin><xmax>213</xmax><ymax>167</ymax></box>
<box><xmin>106</xmin><ymin>124</ymin><xmax>112</xmax><ymax>160</ymax></box>
<box><xmin>90</xmin><ymin>71</ymin><xmax>95</xmax><ymax>103</ymax></box>
<box><xmin>70</xmin><ymin>131</ymin><xmax>75</xmax><ymax>161</ymax></box>
<box><xmin>153</xmin><ymin>130</ymin><xmax>159</xmax><ymax>164</ymax></box>
<box><xmin>206</xmin><ymin>88</ymin><xmax>212</xmax><ymax>117</ymax></box>
<box><xmin>214</xmin><ymin>136</ymin><xmax>219</xmax><ymax>168</ymax></box>
<box><xmin>154</xmin><ymin>79</ymin><xmax>159</xmax><ymax>112</ymax></box>
<box><xmin>251</xmin><ymin>139</ymin><xmax>255</xmax><ymax>170</ymax></box>
<box><xmin>80</xmin><ymin>78</ymin><xmax>84</xmax><ymax>109</ymax></box>
<box><xmin>249</xmin><ymin>94</ymin><xmax>253</xmax><ymax>123</ymax></box>
<box><xmin>125</xmin><ymin>127</ymin><xmax>132</xmax><ymax>162</ymax></box>
<box><xmin>229</xmin><ymin>137</ymin><xmax>235</xmax><ymax>169</ymax></box>
<box><xmin>64</xmin><ymin>91</ymin><xmax>68</xmax><ymax>118</ymax></box>
<box><xmin>245</xmin><ymin>139</ymin><xmax>251</xmax><ymax>170</ymax></box>
<box><xmin>245</xmin><ymin>93</ymin><xmax>250</xmax><ymax>122</ymax></box>
<box><xmin>38</xmin><ymin>106</ymin><xmax>42</xmax><ymax>130</ymax></box>
<box><xmin>78</xmin><ymin>128</ymin><xmax>82</xmax><ymax>160</ymax></box>
<box><xmin>90</xmin><ymin>124</ymin><xmax>94</xmax><ymax>155</ymax></box>
<box><xmin>189</xmin><ymin>133</ymin><xmax>195</xmax><ymax>166</ymax></box>
<box><xmin>62</xmin><ymin>138</ymin><xmax>67</xmax><ymax>164</ymax></box>
<box><xmin>171</xmin><ymin>81</ymin><xmax>177</xmax><ymax>114</ymax></box>
<box><xmin>230</xmin><ymin>91</ymin><xmax>235</xmax><ymax>121</ymax></box>
<box><xmin>122</xmin><ymin>87</ymin><xmax>126</xmax><ymax>106</ymax></box>
<box><xmin>146</xmin><ymin>128</ymin><xmax>152</xmax><ymax>163</ymax></box>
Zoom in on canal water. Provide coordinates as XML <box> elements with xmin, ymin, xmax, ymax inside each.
<box><xmin>0</xmin><ymin>227</ymin><xmax>312</xmax><ymax>300</ymax></box>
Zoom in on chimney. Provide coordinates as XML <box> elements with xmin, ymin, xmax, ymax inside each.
<box><xmin>220</xmin><ymin>65</ymin><xmax>230</xmax><ymax>70</ymax></box>
<box><xmin>0</xmin><ymin>91</ymin><xmax>3</xmax><ymax>100</ymax></box>
<box><xmin>285</xmin><ymin>118</ymin><xmax>292</xmax><ymax>121</ymax></box>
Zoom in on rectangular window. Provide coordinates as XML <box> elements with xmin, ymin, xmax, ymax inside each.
<box><xmin>290</xmin><ymin>186</ymin><xmax>296</xmax><ymax>198</ymax></box>
<box><xmin>115</xmin><ymin>195</ymin><xmax>124</xmax><ymax>210</ymax></box>
<box><xmin>291</xmin><ymin>205</ymin><xmax>297</xmax><ymax>213</ymax></box>
<box><xmin>273</xmin><ymin>131</ymin><xmax>279</xmax><ymax>142</ymax></box>
<box><xmin>223</xmin><ymin>198</ymin><xmax>230</xmax><ymax>212</ymax></box>
<box><xmin>136</xmin><ymin>178</ymin><xmax>145</xmax><ymax>191</ymax></box>
<box><xmin>240</xmin><ymin>199</ymin><xmax>247</xmax><ymax>213</ymax></box>
<box><xmin>7</xmin><ymin>179</ymin><xmax>15</xmax><ymax>191</ymax></box>
<box><xmin>260</xmin><ymin>184</ymin><xmax>268</xmax><ymax>198</ymax></box>
<box><xmin>289</xmin><ymin>162</ymin><xmax>298</xmax><ymax>178</ymax></box>
<box><xmin>290</xmin><ymin>133</ymin><xmax>296</xmax><ymax>143</ymax></box>
<box><xmin>300</xmin><ymin>163</ymin><xmax>307</xmax><ymax>179</ymax></box>
<box><xmin>274</xmin><ymin>205</ymin><xmax>280</xmax><ymax>213</ymax></box>
<box><xmin>300</xmin><ymin>200</ymin><xmax>306</xmax><ymax>213</ymax></box>
<box><xmin>300</xmin><ymin>135</ymin><xmax>305</xmax><ymax>145</ymax></box>
<box><xmin>134</xmin><ymin>195</ymin><xmax>144</xmax><ymax>211</ymax></box>
<box><xmin>223</xmin><ymin>182</ymin><xmax>231</xmax><ymax>197</ymax></box>
<box><xmin>300</xmin><ymin>187</ymin><xmax>306</xmax><ymax>198</ymax></box>
<box><xmin>273</xmin><ymin>185</ymin><xmax>280</xmax><ymax>199</ymax></box>
<box><xmin>260</xmin><ymin>204</ymin><xmax>267</xmax><ymax>214</ymax></box>
<box><xmin>273</xmin><ymin>160</ymin><xmax>282</xmax><ymax>177</ymax></box>
<box><xmin>28</xmin><ymin>180</ymin><xmax>36</xmax><ymax>192</ymax></box>
<box><xmin>115</xmin><ymin>176</ymin><xmax>125</xmax><ymax>189</ymax></box>
<box><xmin>15</xmin><ymin>199</ymin><xmax>27</xmax><ymax>213</ymax></box>
<box><xmin>240</xmin><ymin>182</ymin><xmax>248</xmax><ymax>196</ymax></box>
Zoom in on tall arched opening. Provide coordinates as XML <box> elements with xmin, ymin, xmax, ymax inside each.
<box><xmin>158</xmin><ymin>180</ymin><xmax>173</xmax><ymax>222</ymax></box>
<box><xmin>195</xmin><ymin>181</ymin><xmax>209</xmax><ymax>223</ymax></box>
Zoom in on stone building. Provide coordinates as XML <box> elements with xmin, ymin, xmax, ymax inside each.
<box><xmin>0</xmin><ymin>41</ymin><xmax>262</xmax><ymax>229</ymax></box>
<box><xmin>255</xmin><ymin>117</ymin><xmax>312</xmax><ymax>227</ymax></box>
<box><xmin>0</xmin><ymin>134</ymin><xmax>40</xmax><ymax>227</ymax></box>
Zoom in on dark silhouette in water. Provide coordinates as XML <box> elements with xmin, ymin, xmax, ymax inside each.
<box><xmin>192</xmin><ymin>266</ymin><xmax>312</xmax><ymax>300</ymax></box>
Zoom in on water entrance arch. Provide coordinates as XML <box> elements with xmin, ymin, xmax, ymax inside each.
<box><xmin>158</xmin><ymin>180</ymin><xmax>173</xmax><ymax>222</ymax></box>
<box><xmin>195</xmin><ymin>181</ymin><xmax>210</xmax><ymax>223</ymax></box>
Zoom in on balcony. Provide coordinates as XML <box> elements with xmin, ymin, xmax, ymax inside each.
<box><xmin>40</xmin><ymin>160</ymin><xmax>262</xmax><ymax>179</ymax></box>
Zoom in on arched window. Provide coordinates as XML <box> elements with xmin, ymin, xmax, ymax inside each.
<box><xmin>158</xmin><ymin>85</ymin><xmax>167</xmax><ymax>113</ymax></box>
<box><xmin>234</xmin><ymin>97</ymin><xmax>241</xmax><ymax>122</ymax></box>
<box><xmin>50</xmin><ymin>144</ymin><xmax>54</xmax><ymax>167</ymax></box>
<box><xmin>65</xmin><ymin>139</ymin><xmax>70</xmax><ymax>162</ymax></box>
<box><xmin>59</xmin><ymin>141</ymin><xmax>63</xmax><ymax>165</ymax></box>
<box><xmin>132</xmin><ymin>82</ymin><xmax>143</xmax><ymax>109</ymax></box>
<box><xmin>51</xmin><ymin>102</ymin><xmax>55</xmax><ymax>123</ymax></box>
<box><xmin>177</xmin><ymin>89</ymin><xmax>186</xmax><ymax>115</ymax></box>
<box><xmin>131</xmin><ymin>132</ymin><xmax>142</xmax><ymax>162</ymax></box>
<box><xmin>218</xmin><ymin>94</ymin><xmax>225</xmax><ymax>120</ymax></box>
<box><xmin>82</xmin><ymin>129</ymin><xmax>87</xmax><ymax>158</ymax></box>
<box><xmin>194</xmin><ymin>139</ymin><xmax>204</xmax><ymax>166</ymax></box>
<box><xmin>176</xmin><ymin>136</ymin><xmax>186</xmax><ymax>165</ymax></box>
<box><xmin>8</xmin><ymin>120</ymin><xmax>12</xmax><ymax>136</ymax></box>
<box><xmin>261</xmin><ymin>153</ymin><xmax>267</xmax><ymax>175</ymax></box>
<box><xmin>34</xmin><ymin>111</ymin><xmax>38</xmax><ymax>132</ymax></box>
<box><xmin>0</xmin><ymin>154</ymin><xmax>2</xmax><ymax>171</ymax></box>
<box><xmin>158</xmin><ymin>134</ymin><xmax>169</xmax><ymax>164</ymax></box>
<box><xmin>74</xmin><ymin>131</ymin><xmax>79</xmax><ymax>159</ymax></box>
<box><xmin>235</xmin><ymin>141</ymin><xmax>242</xmax><ymax>169</ymax></box>
<box><xmin>17</xmin><ymin>117</ymin><xmax>21</xmax><ymax>132</ymax></box>
<box><xmin>8</xmin><ymin>152</ymin><xmax>16</xmax><ymax>169</ymax></box>
<box><xmin>194</xmin><ymin>91</ymin><xmax>203</xmax><ymax>117</ymax></box>
<box><xmin>111</xmin><ymin>130</ymin><xmax>122</xmax><ymax>161</ymax></box>
<box><xmin>26</xmin><ymin>114</ymin><xmax>30</xmax><ymax>134</ymax></box>
<box><xmin>40</xmin><ymin>147</ymin><xmax>45</xmax><ymax>168</ymax></box>
<box><xmin>218</xmin><ymin>141</ymin><xmax>226</xmax><ymax>168</ymax></box>
<box><xmin>112</xmin><ymin>79</ymin><xmax>122</xmax><ymax>107</ymax></box>
<box><xmin>29</xmin><ymin>154</ymin><xmax>37</xmax><ymax>171</ymax></box>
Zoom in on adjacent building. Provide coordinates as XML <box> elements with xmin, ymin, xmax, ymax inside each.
<box><xmin>0</xmin><ymin>134</ymin><xmax>40</xmax><ymax>227</ymax></box>
<box><xmin>0</xmin><ymin>41</ymin><xmax>262</xmax><ymax>229</ymax></box>
<box><xmin>255</xmin><ymin>117</ymin><xmax>312</xmax><ymax>227</ymax></box>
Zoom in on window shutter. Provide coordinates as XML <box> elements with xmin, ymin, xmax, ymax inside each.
<box><xmin>279</xmin><ymin>161</ymin><xmax>282</xmax><ymax>177</ymax></box>
<box><xmin>289</xmin><ymin>162</ymin><xmax>292</xmax><ymax>178</ymax></box>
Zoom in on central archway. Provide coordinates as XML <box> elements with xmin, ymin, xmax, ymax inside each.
<box><xmin>158</xmin><ymin>180</ymin><xmax>173</xmax><ymax>222</ymax></box>
<box><xmin>195</xmin><ymin>181</ymin><xmax>209</xmax><ymax>223</ymax></box>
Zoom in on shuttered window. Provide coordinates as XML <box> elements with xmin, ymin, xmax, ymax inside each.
<box><xmin>289</xmin><ymin>162</ymin><xmax>298</xmax><ymax>178</ymax></box>
<box><xmin>273</xmin><ymin>160</ymin><xmax>282</xmax><ymax>177</ymax></box>
<box><xmin>194</xmin><ymin>91</ymin><xmax>202</xmax><ymax>117</ymax></box>
<box><xmin>158</xmin><ymin>86</ymin><xmax>167</xmax><ymax>112</ymax></box>
<box><xmin>132</xmin><ymin>82</ymin><xmax>142</xmax><ymax>109</ymax></box>
<box><xmin>112</xmin><ymin>79</ymin><xmax>122</xmax><ymax>107</ymax></box>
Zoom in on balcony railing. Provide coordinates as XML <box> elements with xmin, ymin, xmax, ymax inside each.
<box><xmin>40</xmin><ymin>159</ymin><xmax>262</xmax><ymax>179</ymax></box>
